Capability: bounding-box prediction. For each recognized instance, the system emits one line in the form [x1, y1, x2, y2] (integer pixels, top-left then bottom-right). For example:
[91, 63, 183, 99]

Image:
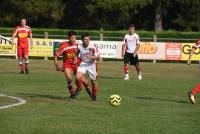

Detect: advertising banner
[29, 38, 54, 57]
[181, 43, 200, 61]
[0, 36, 15, 56]
[165, 43, 182, 60]
[138, 42, 165, 60]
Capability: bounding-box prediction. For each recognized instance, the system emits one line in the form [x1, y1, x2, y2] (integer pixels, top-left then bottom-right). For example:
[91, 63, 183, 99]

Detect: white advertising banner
[92, 41, 123, 58]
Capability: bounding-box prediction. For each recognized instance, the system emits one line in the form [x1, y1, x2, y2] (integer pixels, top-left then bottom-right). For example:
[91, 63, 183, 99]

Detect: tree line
[0, 0, 200, 31]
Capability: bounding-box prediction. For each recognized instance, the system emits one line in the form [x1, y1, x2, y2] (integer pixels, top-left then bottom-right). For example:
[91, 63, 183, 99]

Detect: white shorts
[77, 63, 97, 80]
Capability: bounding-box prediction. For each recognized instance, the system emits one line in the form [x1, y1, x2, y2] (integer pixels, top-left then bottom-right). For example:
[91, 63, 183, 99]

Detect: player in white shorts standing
[75, 33, 100, 101]
[122, 24, 142, 80]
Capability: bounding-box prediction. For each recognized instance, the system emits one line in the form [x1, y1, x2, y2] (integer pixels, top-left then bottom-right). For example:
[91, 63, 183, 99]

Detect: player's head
[81, 32, 90, 46]
[68, 31, 76, 43]
[21, 19, 27, 27]
[128, 24, 135, 35]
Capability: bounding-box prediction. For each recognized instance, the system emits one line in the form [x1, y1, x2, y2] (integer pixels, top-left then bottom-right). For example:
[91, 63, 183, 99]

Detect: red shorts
[63, 63, 78, 75]
[17, 46, 29, 58]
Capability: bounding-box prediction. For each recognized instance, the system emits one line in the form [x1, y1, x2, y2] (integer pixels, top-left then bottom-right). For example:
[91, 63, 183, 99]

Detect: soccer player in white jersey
[122, 24, 142, 80]
[75, 33, 100, 101]
[187, 39, 200, 65]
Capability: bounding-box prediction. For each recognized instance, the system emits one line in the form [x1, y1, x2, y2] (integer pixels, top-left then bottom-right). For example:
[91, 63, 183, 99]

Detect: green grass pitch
[0, 59, 200, 134]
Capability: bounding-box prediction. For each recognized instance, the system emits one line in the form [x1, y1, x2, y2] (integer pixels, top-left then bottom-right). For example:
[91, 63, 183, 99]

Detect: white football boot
[124, 74, 129, 80]
[138, 73, 142, 80]
[188, 91, 196, 104]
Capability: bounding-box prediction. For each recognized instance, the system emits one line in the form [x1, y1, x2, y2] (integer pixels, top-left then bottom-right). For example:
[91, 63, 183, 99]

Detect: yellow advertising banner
[0, 36, 16, 56]
[29, 38, 54, 57]
[181, 43, 200, 61]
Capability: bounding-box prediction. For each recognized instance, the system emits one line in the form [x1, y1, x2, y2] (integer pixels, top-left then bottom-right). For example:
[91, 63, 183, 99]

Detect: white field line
[0, 94, 26, 110]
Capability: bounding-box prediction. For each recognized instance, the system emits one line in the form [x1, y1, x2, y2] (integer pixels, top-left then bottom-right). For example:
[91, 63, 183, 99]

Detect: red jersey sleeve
[54, 43, 65, 57]
[28, 26, 32, 37]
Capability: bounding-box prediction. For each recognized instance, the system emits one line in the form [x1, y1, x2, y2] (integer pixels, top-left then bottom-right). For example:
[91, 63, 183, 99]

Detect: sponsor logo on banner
[53, 40, 119, 58]
[165, 43, 182, 60]
[0, 36, 15, 56]
[182, 43, 200, 61]
[93, 41, 118, 58]
[139, 42, 157, 54]
[138, 42, 165, 60]
[29, 38, 54, 57]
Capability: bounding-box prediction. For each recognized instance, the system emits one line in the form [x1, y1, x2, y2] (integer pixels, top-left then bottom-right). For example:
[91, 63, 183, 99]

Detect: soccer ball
[109, 94, 122, 106]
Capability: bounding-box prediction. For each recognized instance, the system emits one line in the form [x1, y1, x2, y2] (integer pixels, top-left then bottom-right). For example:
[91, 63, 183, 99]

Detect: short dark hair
[68, 31, 76, 37]
[81, 32, 90, 40]
[129, 24, 135, 28]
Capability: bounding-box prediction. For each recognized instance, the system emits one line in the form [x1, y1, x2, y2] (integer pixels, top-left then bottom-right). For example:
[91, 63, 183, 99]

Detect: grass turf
[0, 59, 200, 134]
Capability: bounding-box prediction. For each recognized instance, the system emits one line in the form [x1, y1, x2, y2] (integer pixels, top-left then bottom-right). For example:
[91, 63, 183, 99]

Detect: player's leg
[87, 64, 98, 101]
[91, 80, 98, 101]
[133, 55, 142, 80]
[81, 76, 92, 98]
[74, 65, 92, 98]
[24, 47, 29, 74]
[95, 62, 98, 80]
[17, 47, 24, 74]
[74, 71, 84, 96]
[75, 72, 92, 98]
[188, 83, 200, 104]
[64, 67, 75, 98]
[123, 52, 129, 80]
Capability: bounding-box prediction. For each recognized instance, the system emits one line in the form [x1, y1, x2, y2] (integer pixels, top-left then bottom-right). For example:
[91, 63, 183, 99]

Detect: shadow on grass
[133, 96, 187, 104]
[98, 75, 122, 79]
[17, 93, 67, 100]
[1, 71, 22, 74]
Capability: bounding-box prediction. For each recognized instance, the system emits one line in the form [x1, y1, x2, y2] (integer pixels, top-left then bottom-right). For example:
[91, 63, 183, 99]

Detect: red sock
[67, 80, 74, 96]
[124, 65, 129, 74]
[76, 79, 82, 91]
[192, 83, 200, 96]
[135, 65, 141, 74]
[96, 62, 98, 80]
[82, 81, 91, 93]
[92, 83, 98, 97]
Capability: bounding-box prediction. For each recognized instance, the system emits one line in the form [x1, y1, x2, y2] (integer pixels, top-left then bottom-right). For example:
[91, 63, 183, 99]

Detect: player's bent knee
[76, 72, 83, 80]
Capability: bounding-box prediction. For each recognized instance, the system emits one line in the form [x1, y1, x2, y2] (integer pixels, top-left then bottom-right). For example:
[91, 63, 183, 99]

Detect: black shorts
[124, 52, 139, 66]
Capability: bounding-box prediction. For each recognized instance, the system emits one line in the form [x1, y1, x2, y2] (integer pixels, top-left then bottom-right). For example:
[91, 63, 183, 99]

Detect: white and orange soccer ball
[109, 94, 122, 106]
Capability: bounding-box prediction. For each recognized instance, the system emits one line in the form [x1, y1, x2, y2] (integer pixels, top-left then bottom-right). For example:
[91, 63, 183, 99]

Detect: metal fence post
[44, 32, 48, 60]
[153, 35, 157, 63]
[100, 33, 103, 41]
[99, 31, 103, 61]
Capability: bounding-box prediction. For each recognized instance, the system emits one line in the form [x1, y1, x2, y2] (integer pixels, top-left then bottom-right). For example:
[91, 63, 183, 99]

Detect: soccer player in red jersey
[187, 39, 200, 104]
[54, 31, 78, 98]
[188, 84, 200, 104]
[12, 19, 33, 74]
[122, 24, 142, 80]
[54, 31, 92, 99]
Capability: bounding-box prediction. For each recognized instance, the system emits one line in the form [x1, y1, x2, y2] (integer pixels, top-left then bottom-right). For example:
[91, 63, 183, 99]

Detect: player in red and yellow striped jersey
[54, 31, 92, 99]
[12, 19, 33, 74]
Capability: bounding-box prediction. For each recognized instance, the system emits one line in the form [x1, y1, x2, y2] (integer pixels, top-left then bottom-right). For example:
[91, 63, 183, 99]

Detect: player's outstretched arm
[122, 44, 126, 58]
[90, 55, 100, 61]
[30, 35, 33, 49]
[54, 56, 61, 71]
[187, 47, 195, 65]
[11, 34, 16, 45]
